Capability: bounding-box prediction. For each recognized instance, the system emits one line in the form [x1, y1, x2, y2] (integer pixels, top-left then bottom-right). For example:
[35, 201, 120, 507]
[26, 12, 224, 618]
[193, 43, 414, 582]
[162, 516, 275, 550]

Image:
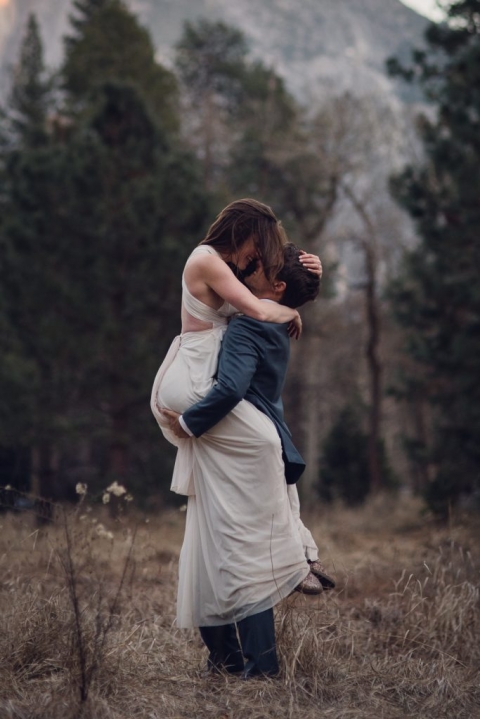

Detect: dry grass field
[0, 492, 478, 719]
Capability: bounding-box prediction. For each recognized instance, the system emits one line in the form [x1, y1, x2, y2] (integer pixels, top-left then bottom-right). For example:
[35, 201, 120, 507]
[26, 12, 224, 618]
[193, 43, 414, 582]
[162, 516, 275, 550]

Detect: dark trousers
[199, 607, 279, 677]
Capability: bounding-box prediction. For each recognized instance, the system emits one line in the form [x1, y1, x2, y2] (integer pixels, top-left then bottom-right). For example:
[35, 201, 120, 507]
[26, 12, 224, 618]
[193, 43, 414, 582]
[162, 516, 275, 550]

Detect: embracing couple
[151, 199, 335, 679]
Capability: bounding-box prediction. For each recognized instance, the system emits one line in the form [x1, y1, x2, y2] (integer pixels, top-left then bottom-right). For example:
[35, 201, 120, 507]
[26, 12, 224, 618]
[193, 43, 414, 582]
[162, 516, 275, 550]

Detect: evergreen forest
[0, 0, 479, 518]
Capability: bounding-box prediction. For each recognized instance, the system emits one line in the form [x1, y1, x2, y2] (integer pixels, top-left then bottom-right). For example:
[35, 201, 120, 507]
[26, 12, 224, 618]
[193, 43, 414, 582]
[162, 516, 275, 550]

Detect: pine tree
[0, 139, 92, 507]
[387, 0, 480, 515]
[0, 81, 207, 501]
[319, 405, 394, 506]
[7, 13, 51, 148]
[319, 405, 371, 506]
[175, 20, 251, 190]
[0, 13, 54, 506]
[74, 82, 206, 489]
[63, 0, 179, 132]
[175, 19, 300, 199]
[176, 20, 248, 110]
[67, 0, 110, 39]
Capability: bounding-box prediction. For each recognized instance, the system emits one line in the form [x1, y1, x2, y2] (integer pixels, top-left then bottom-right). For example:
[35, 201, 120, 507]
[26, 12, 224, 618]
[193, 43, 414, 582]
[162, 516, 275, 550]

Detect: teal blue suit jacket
[182, 314, 306, 483]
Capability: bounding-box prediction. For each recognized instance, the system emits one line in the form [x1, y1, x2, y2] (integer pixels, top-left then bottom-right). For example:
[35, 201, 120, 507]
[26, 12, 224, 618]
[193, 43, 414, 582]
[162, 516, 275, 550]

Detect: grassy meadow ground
[0, 492, 479, 719]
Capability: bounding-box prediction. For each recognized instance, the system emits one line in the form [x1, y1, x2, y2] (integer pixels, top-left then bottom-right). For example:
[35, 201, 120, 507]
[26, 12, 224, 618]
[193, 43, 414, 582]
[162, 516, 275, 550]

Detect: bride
[151, 199, 321, 633]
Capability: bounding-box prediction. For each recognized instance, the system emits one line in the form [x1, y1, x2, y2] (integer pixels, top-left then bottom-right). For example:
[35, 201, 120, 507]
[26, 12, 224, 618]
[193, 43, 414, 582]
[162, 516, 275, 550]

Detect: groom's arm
[181, 316, 265, 438]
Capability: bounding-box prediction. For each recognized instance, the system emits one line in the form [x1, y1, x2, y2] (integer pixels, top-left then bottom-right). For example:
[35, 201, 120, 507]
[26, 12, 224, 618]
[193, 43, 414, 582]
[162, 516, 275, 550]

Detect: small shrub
[319, 405, 394, 505]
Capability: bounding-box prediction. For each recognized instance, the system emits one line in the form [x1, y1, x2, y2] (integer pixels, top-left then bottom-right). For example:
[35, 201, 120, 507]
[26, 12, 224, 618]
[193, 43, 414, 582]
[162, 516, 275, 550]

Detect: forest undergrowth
[0, 492, 478, 719]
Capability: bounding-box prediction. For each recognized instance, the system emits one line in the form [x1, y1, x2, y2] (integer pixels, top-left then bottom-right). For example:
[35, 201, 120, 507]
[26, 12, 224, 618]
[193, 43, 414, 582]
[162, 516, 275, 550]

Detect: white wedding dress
[151, 245, 310, 628]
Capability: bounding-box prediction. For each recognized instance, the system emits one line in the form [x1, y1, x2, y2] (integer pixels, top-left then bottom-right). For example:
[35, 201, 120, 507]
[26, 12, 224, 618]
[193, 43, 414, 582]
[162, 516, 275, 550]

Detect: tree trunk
[365, 243, 383, 493]
[299, 331, 323, 500]
[342, 185, 384, 494]
[284, 300, 326, 503]
[410, 394, 432, 495]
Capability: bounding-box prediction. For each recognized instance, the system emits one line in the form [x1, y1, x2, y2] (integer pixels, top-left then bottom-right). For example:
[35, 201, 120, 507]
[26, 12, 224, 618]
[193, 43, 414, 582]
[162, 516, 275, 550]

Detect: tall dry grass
[0, 492, 478, 719]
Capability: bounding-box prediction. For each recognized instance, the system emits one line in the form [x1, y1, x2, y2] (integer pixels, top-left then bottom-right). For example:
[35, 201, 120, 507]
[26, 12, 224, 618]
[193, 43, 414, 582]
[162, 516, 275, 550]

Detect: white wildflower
[96, 523, 114, 540]
[79, 514, 87, 521]
[76, 483, 87, 496]
[124, 493, 133, 502]
[102, 492, 111, 504]
[106, 481, 127, 497]
[5, 485, 12, 490]
[179, 504, 187, 512]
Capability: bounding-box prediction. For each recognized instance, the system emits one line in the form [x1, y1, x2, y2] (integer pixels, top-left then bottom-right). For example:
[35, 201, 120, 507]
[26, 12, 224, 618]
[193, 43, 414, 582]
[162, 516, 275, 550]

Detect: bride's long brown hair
[200, 198, 286, 281]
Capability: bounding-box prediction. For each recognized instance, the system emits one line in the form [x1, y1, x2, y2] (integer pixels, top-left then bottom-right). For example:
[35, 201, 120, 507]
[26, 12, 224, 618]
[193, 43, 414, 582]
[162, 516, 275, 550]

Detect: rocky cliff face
[0, 0, 427, 103]
[199, 0, 427, 103]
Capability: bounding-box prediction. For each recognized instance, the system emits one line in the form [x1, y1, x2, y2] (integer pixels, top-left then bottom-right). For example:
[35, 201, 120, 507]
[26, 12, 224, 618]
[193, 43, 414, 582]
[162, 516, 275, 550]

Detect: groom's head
[244, 243, 320, 308]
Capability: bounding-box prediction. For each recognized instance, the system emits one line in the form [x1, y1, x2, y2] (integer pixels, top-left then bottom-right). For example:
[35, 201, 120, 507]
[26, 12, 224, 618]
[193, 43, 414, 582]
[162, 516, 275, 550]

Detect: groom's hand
[160, 408, 190, 439]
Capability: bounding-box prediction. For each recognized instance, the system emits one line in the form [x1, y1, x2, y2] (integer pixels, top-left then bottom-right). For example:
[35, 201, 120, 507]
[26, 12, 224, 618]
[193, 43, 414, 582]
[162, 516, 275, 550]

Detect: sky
[399, 0, 446, 20]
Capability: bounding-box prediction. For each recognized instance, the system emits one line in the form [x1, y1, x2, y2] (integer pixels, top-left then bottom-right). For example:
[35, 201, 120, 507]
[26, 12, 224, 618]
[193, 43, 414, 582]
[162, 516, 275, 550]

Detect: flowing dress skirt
[153, 329, 309, 628]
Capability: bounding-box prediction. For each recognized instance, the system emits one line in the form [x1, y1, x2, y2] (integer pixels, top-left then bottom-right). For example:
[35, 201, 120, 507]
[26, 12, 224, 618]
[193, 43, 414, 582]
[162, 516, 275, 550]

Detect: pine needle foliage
[7, 13, 52, 149]
[387, 0, 480, 516]
[63, 0, 179, 132]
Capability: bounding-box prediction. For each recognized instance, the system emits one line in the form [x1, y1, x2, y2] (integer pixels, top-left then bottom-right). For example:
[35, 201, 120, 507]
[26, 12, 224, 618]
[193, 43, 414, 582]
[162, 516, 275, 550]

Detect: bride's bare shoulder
[184, 248, 225, 281]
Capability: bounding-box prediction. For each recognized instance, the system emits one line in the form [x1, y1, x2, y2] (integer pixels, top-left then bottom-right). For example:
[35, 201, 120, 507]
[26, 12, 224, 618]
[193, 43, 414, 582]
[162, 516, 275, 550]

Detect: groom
[165, 243, 318, 479]
[162, 244, 334, 678]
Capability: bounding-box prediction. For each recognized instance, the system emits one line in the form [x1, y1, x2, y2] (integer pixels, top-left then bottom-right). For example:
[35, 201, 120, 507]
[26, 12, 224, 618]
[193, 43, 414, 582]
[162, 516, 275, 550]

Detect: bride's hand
[288, 312, 302, 340]
[159, 408, 190, 439]
[299, 250, 322, 278]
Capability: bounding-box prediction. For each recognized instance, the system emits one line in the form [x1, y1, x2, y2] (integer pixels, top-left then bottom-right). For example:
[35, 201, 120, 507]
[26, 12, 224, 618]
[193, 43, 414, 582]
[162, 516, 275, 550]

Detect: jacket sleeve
[182, 317, 264, 437]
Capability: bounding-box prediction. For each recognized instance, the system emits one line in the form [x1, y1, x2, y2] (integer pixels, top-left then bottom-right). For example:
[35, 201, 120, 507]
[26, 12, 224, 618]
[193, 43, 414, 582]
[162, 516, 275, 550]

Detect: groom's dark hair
[278, 244, 320, 309]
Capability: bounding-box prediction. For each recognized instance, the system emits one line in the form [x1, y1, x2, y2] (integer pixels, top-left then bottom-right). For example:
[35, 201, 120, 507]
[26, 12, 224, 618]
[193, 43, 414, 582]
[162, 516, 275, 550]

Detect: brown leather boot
[294, 571, 323, 595]
[308, 559, 336, 590]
